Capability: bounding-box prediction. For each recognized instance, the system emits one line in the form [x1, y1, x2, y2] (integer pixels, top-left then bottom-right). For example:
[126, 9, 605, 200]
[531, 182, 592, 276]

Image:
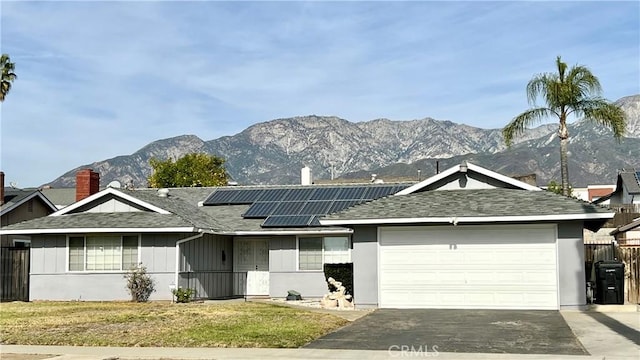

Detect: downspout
[174, 232, 205, 290]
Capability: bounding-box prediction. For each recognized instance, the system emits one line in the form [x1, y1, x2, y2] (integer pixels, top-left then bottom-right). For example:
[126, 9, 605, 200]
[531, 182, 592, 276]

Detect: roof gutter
[0, 227, 199, 235]
[215, 228, 354, 236]
[320, 213, 615, 226]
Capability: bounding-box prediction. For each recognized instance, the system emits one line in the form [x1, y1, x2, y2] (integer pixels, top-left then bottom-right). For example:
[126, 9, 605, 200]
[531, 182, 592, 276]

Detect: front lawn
[0, 301, 349, 348]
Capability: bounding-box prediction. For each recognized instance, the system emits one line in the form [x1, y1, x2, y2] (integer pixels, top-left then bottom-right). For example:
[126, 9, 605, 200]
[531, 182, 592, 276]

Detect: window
[298, 236, 350, 270]
[12, 239, 31, 248]
[68, 235, 139, 271]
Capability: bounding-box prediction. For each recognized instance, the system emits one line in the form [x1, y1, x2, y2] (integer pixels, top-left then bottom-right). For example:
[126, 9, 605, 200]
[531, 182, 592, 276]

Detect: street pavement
[2, 309, 638, 360]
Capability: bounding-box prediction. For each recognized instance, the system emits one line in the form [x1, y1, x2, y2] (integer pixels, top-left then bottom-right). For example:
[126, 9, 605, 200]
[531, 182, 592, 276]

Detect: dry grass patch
[0, 301, 348, 348]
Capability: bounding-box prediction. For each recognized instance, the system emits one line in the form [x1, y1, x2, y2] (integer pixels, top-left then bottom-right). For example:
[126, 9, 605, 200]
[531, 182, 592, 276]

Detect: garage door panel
[383, 269, 556, 285]
[379, 226, 558, 309]
[381, 288, 558, 309]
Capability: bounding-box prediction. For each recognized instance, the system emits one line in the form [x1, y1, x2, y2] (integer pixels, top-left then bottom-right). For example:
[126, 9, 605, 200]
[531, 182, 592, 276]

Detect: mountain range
[47, 95, 640, 188]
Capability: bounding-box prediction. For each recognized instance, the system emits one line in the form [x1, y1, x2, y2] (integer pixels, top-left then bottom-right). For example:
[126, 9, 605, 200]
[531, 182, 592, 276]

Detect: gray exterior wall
[351, 225, 378, 308]
[268, 236, 328, 298]
[179, 234, 235, 299]
[30, 233, 193, 301]
[557, 221, 587, 309]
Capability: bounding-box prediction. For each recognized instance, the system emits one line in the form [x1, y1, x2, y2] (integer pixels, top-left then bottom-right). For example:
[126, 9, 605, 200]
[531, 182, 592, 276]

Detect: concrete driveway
[304, 309, 588, 355]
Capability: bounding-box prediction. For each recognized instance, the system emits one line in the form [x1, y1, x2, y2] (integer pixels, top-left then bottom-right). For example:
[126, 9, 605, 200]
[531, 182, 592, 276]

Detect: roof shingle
[323, 189, 612, 221]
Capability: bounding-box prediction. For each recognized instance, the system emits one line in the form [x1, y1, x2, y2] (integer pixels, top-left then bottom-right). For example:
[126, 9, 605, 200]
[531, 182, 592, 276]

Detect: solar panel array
[636, 171, 640, 186]
[203, 184, 410, 227]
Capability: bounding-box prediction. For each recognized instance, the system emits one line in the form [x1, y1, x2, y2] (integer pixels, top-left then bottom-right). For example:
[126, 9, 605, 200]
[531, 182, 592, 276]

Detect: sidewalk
[2, 310, 638, 360]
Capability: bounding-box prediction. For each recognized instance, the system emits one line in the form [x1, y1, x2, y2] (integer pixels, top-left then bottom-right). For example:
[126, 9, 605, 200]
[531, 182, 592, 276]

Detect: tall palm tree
[503, 56, 626, 196]
[1, 54, 17, 102]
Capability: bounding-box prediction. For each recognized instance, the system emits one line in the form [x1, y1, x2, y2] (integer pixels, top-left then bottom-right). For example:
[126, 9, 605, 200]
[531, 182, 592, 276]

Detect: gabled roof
[1, 189, 57, 217]
[53, 187, 171, 216]
[321, 188, 613, 229]
[396, 162, 541, 195]
[39, 188, 76, 209]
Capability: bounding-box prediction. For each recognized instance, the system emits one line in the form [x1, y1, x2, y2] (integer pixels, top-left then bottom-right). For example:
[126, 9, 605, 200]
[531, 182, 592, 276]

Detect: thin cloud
[0, 1, 638, 187]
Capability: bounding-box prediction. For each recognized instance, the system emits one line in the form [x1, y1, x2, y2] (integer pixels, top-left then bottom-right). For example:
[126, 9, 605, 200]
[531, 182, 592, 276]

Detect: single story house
[0, 162, 613, 310]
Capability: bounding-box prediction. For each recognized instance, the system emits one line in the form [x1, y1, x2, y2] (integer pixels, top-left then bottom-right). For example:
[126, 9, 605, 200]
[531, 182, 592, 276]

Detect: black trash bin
[594, 260, 625, 305]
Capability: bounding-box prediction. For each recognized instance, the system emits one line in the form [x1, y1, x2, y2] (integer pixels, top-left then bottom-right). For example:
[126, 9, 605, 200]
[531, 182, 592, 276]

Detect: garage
[379, 225, 558, 309]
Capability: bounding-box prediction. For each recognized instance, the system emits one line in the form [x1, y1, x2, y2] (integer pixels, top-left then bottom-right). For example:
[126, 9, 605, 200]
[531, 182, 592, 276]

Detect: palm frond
[578, 99, 627, 139]
[502, 107, 555, 146]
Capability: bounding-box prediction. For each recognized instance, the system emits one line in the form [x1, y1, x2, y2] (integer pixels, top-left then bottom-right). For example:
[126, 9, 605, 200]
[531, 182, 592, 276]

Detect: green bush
[124, 265, 155, 302]
[172, 287, 196, 303]
[323, 263, 354, 299]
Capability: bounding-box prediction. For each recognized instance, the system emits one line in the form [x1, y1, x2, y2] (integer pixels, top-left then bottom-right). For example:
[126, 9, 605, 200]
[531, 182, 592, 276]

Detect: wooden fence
[584, 243, 640, 304]
[1, 248, 30, 301]
[618, 247, 640, 304]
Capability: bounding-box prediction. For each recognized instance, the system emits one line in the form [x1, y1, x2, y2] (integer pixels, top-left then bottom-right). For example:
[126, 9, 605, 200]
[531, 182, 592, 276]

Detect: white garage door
[379, 225, 558, 309]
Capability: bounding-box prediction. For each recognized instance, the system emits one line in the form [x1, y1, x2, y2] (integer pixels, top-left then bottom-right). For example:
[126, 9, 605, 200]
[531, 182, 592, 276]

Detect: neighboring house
[611, 217, 640, 246]
[0, 162, 613, 310]
[595, 169, 640, 211]
[1, 172, 58, 248]
[588, 170, 640, 243]
[573, 185, 616, 204]
[39, 188, 77, 210]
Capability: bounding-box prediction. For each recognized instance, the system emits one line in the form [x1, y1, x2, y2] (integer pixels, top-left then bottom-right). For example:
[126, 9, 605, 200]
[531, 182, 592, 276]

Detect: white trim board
[320, 213, 614, 226]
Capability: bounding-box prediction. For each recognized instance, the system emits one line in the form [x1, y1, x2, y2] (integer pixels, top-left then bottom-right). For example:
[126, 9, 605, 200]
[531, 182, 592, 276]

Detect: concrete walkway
[2, 310, 638, 360]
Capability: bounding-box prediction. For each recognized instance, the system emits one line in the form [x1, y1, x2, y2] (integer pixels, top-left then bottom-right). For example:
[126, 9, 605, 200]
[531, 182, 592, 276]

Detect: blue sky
[1, 1, 638, 187]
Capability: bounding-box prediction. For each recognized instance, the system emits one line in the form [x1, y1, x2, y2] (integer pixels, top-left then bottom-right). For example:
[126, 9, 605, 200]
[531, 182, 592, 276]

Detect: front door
[234, 238, 269, 296]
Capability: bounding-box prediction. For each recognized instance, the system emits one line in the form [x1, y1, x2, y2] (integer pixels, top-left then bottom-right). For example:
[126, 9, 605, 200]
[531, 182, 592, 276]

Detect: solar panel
[212, 183, 413, 227]
[337, 187, 367, 200]
[271, 201, 306, 215]
[281, 188, 315, 202]
[362, 185, 396, 200]
[233, 189, 266, 203]
[258, 188, 290, 202]
[309, 187, 341, 200]
[203, 189, 239, 204]
[243, 202, 279, 218]
[299, 200, 334, 215]
[636, 171, 640, 185]
[262, 215, 314, 228]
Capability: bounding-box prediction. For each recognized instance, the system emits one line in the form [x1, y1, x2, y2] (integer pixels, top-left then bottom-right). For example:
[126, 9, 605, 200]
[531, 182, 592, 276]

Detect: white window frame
[296, 235, 351, 271]
[66, 234, 141, 272]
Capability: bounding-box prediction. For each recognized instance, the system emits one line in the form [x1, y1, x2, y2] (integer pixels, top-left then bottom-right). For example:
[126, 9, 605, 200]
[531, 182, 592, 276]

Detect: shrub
[124, 265, 155, 302]
[172, 287, 196, 303]
[323, 263, 354, 299]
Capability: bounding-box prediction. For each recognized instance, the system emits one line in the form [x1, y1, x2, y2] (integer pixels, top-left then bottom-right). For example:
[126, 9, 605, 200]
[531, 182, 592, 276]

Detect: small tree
[547, 180, 572, 196]
[124, 265, 155, 302]
[148, 153, 229, 188]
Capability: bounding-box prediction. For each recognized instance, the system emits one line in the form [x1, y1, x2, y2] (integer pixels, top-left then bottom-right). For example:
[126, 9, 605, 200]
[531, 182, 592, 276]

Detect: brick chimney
[76, 169, 100, 202]
[0, 171, 4, 205]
